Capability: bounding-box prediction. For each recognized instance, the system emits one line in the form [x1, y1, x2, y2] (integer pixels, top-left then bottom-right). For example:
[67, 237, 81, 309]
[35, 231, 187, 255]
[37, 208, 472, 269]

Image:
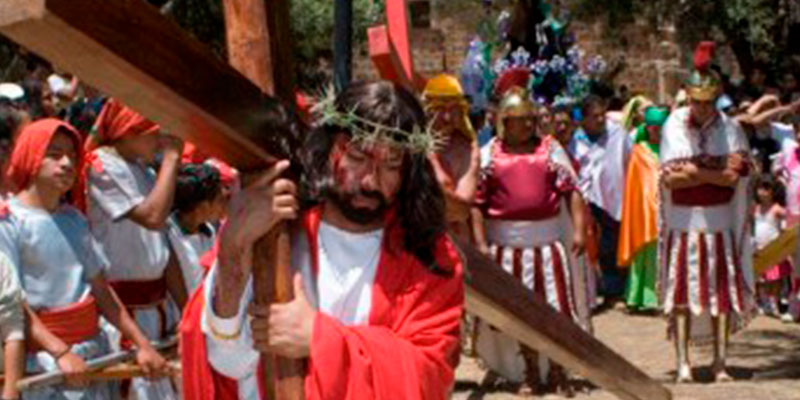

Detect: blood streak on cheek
[330, 144, 349, 186]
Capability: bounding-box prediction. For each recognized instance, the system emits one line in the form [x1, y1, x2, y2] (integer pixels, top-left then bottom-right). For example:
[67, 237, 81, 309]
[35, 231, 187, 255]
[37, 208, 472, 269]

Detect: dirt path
[453, 310, 800, 400]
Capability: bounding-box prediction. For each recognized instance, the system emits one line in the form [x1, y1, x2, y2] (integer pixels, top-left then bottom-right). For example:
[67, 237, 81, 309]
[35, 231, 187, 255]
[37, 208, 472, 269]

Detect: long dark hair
[301, 81, 446, 270]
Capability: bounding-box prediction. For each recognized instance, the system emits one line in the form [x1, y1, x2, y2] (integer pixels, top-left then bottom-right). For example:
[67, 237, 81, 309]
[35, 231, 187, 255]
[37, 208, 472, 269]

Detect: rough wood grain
[456, 238, 672, 400]
[0, 0, 279, 170]
[222, 1, 304, 399]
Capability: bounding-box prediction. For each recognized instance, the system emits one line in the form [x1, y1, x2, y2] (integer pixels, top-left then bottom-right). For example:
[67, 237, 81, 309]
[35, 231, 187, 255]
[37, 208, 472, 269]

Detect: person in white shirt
[2, 118, 166, 399]
[0, 252, 24, 400]
[84, 99, 185, 399]
[568, 95, 632, 300]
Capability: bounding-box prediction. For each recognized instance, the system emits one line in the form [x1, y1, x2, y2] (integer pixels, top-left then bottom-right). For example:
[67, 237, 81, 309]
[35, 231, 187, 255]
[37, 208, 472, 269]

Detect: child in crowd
[84, 99, 184, 399]
[773, 113, 800, 322]
[0, 252, 24, 400]
[0, 119, 166, 399]
[167, 163, 225, 294]
[752, 177, 792, 319]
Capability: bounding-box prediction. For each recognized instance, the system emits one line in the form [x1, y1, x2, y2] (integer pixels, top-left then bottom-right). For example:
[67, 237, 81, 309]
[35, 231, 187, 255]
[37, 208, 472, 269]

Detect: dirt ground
[453, 309, 800, 400]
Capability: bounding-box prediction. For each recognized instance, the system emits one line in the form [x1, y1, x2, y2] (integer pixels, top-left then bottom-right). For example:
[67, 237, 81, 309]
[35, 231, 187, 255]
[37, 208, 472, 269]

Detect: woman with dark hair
[181, 80, 464, 400]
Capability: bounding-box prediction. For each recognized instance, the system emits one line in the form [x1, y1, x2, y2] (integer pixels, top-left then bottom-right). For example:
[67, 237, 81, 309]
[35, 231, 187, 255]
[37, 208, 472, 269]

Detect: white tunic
[568, 120, 631, 221]
[0, 252, 24, 344]
[754, 209, 781, 250]
[770, 122, 797, 153]
[166, 216, 215, 294]
[86, 147, 177, 400]
[0, 198, 115, 399]
[202, 222, 384, 399]
[87, 147, 170, 281]
[659, 107, 755, 332]
[0, 198, 105, 309]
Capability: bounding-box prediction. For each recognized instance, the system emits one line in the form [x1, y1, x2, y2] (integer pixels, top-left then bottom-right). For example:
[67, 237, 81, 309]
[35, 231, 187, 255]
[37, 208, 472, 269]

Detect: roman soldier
[473, 67, 588, 392]
[659, 41, 754, 383]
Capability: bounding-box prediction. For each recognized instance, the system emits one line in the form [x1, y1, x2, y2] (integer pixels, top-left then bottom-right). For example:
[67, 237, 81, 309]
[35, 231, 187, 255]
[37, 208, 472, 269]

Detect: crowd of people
[428, 41, 800, 393]
[0, 39, 798, 400]
[0, 58, 235, 399]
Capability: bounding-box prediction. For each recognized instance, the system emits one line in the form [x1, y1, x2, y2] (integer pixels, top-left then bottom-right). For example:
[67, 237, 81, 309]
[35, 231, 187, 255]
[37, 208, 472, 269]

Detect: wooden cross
[368, 0, 426, 90]
[220, 0, 303, 398]
[0, 1, 670, 399]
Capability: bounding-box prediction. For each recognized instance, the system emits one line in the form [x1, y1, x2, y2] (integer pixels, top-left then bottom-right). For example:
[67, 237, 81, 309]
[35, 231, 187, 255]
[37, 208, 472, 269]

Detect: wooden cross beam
[220, 0, 303, 398]
[0, 0, 304, 398]
[0, 0, 278, 170]
[0, 1, 671, 399]
[457, 240, 670, 400]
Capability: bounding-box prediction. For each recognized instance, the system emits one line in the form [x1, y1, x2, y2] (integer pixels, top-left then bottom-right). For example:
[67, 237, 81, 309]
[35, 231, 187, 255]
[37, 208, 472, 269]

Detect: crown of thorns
[312, 88, 444, 155]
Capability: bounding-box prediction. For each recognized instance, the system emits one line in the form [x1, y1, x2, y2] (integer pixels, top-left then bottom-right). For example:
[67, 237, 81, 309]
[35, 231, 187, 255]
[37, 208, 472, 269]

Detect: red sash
[109, 277, 170, 343]
[30, 296, 100, 351]
[109, 277, 167, 308]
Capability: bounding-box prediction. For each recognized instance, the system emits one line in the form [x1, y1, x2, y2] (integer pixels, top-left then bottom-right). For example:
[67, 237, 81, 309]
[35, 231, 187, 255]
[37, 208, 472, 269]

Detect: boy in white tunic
[167, 163, 224, 294]
[1, 118, 166, 399]
[84, 100, 185, 399]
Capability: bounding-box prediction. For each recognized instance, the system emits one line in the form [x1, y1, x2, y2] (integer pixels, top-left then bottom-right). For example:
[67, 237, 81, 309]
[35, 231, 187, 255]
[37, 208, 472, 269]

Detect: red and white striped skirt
[661, 228, 751, 316]
[486, 218, 578, 322]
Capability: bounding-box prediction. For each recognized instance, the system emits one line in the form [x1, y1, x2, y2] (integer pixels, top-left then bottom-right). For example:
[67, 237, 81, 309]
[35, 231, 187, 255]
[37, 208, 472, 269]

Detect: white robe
[87, 147, 176, 399]
[659, 107, 755, 342]
[202, 222, 383, 399]
[568, 120, 632, 221]
[0, 198, 115, 399]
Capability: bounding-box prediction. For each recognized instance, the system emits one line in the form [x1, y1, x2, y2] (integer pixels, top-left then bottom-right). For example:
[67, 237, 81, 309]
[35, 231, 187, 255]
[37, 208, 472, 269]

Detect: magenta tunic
[476, 138, 574, 221]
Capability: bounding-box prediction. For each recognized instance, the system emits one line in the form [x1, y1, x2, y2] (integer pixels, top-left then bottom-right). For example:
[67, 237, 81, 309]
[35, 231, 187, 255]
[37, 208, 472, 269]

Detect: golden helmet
[496, 87, 537, 138]
[423, 74, 475, 140]
[422, 74, 466, 101]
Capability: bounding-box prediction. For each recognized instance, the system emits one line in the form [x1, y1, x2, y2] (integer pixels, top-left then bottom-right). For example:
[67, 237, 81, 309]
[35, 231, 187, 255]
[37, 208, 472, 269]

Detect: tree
[1, 0, 382, 89]
[570, 0, 800, 76]
[151, 0, 381, 90]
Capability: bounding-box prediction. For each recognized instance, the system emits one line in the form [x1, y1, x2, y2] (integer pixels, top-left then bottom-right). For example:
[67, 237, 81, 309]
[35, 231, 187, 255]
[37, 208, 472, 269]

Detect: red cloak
[180, 207, 465, 399]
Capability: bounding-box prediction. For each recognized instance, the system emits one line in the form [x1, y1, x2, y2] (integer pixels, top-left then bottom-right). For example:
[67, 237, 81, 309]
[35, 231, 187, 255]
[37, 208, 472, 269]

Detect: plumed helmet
[686, 41, 721, 101]
[496, 87, 537, 138]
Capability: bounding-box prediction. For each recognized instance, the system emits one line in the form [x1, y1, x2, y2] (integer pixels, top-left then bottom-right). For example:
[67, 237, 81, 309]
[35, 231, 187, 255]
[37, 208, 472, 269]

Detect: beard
[326, 187, 389, 225]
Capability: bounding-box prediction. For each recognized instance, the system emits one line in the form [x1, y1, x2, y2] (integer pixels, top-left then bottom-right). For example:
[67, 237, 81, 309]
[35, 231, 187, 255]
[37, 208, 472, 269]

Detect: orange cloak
[617, 144, 659, 267]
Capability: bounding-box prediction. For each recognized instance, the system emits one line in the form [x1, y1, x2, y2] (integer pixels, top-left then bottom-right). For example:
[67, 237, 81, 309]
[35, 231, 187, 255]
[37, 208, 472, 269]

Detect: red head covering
[693, 41, 716, 73]
[5, 118, 83, 196]
[206, 158, 238, 188]
[182, 141, 211, 164]
[85, 98, 160, 151]
[77, 99, 159, 211]
[494, 67, 532, 98]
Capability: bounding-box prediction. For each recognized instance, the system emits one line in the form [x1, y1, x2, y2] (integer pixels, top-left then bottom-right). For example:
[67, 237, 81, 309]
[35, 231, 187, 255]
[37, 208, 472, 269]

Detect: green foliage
[160, 0, 382, 90]
[164, 0, 226, 57]
[569, 0, 800, 74]
[289, 0, 382, 88]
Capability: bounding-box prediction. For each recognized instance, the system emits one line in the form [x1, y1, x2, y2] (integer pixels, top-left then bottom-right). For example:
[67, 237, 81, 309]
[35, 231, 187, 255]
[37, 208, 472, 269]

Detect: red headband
[6, 118, 83, 193]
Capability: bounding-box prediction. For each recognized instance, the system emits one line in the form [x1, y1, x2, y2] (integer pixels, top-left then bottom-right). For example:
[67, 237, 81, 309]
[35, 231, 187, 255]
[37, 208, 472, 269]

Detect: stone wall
[353, 1, 743, 106]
